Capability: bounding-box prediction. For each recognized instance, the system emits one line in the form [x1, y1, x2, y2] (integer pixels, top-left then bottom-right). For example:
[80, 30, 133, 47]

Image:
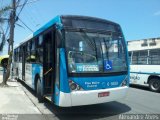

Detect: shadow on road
[44, 101, 131, 120]
[18, 80, 131, 120]
[130, 84, 150, 91]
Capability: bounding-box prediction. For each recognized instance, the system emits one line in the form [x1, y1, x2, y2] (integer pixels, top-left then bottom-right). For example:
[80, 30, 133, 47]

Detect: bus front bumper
[58, 86, 128, 107]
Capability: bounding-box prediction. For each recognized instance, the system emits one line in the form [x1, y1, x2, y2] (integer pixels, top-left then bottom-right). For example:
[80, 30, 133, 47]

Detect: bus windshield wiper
[80, 29, 98, 62]
[103, 38, 109, 61]
[80, 29, 96, 51]
[103, 35, 113, 61]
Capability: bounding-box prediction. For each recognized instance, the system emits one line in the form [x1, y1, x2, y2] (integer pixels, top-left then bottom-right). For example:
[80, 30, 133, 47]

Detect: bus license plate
[98, 92, 110, 97]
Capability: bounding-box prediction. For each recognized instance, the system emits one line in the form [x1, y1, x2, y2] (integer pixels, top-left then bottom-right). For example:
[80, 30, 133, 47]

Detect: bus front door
[43, 31, 55, 96]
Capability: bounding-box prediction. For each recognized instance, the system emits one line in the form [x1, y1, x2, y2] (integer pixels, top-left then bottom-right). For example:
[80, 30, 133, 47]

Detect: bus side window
[36, 36, 43, 63]
[138, 51, 147, 65]
[19, 47, 22, 62]
[17, 48, 20, 62]
[149, 49, 160, 65]
[14, 49, 17, 62]
[26, 42, 31, 63]
[30, 40, 36, 62]
[132, 51, 138, 64]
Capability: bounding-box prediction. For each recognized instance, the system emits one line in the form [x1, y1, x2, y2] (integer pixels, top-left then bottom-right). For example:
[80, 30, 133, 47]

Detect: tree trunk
[1, 53, 12, 86]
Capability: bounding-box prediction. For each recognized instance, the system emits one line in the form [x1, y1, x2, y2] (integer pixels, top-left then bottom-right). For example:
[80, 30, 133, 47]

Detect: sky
[0, 0, 160, 54]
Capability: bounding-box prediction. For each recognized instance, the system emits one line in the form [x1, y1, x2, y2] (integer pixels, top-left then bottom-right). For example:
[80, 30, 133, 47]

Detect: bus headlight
[70, 83, 77, 90]
[69, 80, 83, 91]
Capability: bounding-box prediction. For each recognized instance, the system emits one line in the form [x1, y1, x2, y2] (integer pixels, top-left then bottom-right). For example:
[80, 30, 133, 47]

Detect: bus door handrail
[44, 68, 53, 76]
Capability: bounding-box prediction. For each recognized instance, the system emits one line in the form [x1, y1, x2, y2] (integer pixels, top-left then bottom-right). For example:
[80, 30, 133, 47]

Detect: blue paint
[69, 75, 128, 90]
[104, 60, 112, 71]
[58, 48, 129, 93]
[33, 15, 62, 37]
[131, 72, 160, 75]
[53, 85, 60, 106]
[124, 33, 130, 84]
[32, 64, 43, 90]
[59, 48, 70, 93]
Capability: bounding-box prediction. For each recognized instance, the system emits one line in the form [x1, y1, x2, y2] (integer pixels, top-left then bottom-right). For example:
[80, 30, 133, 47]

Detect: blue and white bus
[13, 15, 129, 107]
[128, 38, 160, 92]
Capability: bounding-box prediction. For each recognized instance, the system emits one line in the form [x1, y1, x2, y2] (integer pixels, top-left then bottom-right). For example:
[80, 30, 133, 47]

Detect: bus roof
[128, 37, 160, 51]
[15, 15, 120, 49]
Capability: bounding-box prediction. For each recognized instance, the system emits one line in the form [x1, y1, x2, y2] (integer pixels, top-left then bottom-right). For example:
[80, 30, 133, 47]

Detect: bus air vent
[141, 39, 148, 47]
[149, 39, 156, 46]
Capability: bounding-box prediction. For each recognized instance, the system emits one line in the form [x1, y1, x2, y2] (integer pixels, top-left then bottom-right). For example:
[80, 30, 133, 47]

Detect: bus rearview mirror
[56, 30, 63, 48]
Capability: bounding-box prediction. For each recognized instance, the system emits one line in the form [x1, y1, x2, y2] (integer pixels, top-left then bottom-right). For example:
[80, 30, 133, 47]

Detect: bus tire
[36, 79, 44, 103]
[149, 78, 160, 92]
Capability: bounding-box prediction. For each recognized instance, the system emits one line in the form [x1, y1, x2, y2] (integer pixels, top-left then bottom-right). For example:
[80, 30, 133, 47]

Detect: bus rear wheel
[36, 79, 44, 103]
[149, 78, 160, 92]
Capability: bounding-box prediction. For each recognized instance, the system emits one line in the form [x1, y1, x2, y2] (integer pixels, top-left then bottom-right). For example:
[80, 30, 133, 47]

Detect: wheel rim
[151, 80, 160, 90]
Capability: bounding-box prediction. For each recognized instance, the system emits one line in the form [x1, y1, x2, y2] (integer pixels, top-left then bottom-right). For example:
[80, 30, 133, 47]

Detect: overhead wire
[16, 0, 34, 32]
[18, 17, 33, 32]
[16, 0, 28, 20]
[4, 22, 10, 39]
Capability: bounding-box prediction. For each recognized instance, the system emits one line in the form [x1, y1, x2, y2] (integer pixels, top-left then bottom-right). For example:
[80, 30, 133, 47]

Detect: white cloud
[154, 11, 160, 16]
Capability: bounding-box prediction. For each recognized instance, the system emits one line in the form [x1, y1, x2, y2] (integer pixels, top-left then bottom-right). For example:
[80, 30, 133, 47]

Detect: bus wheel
[149, 78, 160, 92]
[36, 79, 44, 103]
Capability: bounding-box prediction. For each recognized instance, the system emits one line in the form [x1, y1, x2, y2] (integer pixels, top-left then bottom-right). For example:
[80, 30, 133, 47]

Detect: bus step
[44, 95, 52, 102]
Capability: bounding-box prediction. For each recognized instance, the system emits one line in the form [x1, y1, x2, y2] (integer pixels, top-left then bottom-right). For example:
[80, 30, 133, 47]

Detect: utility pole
[1, 0, 16, 86]
[8, 0, 16, 54]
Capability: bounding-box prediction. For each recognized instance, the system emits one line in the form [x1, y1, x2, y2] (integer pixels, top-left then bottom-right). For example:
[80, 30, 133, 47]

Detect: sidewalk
[0, 74, 41, 114]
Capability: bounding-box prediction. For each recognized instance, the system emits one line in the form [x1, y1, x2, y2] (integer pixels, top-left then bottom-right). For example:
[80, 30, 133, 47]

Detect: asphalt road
[19, 80, 160, 120]
[0, 70, 160, 120]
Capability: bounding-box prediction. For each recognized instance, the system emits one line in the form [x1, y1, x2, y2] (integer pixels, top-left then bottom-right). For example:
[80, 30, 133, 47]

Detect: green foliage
[0, 6, 11, 23]
[0, 5, 11, 52]
[0, 6, 11, 15]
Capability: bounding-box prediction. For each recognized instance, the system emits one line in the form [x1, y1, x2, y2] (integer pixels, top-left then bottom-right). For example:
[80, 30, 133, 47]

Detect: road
[19, 80, 160, 120]
[0, 70, 160, 120]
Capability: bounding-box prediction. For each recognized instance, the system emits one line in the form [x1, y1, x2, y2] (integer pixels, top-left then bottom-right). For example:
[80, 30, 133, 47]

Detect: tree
[0, 30, 5, 51]
[0, 0, 16, 87]
[0, 5, 11, 52]
[0, 0, 36, 87]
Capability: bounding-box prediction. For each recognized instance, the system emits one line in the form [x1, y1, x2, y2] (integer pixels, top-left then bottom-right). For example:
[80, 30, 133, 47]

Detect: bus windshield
[65, 30, 127, 73]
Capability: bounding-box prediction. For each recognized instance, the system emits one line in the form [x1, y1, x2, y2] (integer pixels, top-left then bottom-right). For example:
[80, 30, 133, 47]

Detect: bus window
[30, 40, 36, 62]
[36, 36, 43, 63]
[132, 51, 138, 64]
[132, 51, 148, 65]
[65, 31, 127, 73]
[26, 42, 31, 62]
[138, 51, 148, 65]
[14, 49, 17, 62]
[19, 47, 22, 62]
[149, 49, 160, 65]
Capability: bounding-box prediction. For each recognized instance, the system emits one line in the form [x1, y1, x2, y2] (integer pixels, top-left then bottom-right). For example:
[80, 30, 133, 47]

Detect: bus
[13, 15, 129, 107]
[128, 37, 160, 92]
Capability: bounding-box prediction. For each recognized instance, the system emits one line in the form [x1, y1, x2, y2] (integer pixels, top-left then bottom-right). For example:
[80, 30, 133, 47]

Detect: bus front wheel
[149, 78, 160, 92]
[36, 79, 44, 103]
